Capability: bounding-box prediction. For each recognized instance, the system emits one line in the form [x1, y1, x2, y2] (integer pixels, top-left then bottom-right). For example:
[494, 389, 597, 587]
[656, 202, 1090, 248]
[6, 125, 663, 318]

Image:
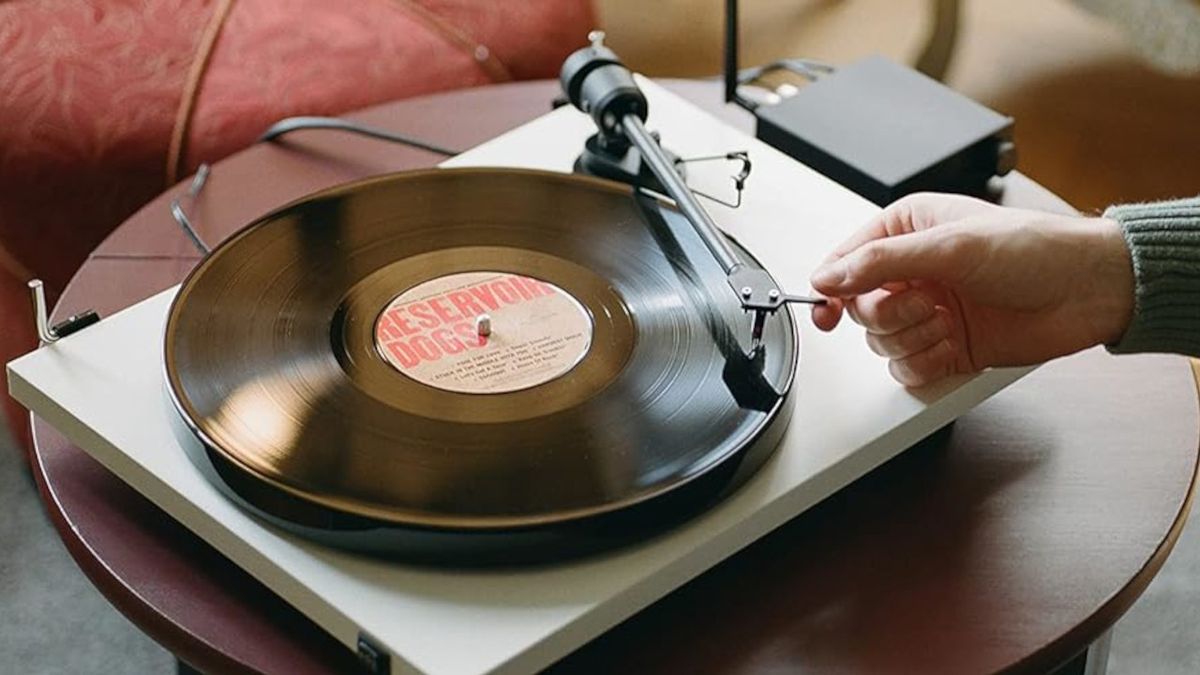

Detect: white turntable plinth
[7, 79, 1029, 675]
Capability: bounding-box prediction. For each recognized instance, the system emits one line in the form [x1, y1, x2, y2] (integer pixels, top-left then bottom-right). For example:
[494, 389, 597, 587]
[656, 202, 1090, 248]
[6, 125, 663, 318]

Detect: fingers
[807, 193, 994, 344]
[888, 338, 957, 387]
[811, 227, 973, 298]
[865, 308, 953, 359]
[847, 289, 934, 335]
[844, 289, 962, 386]
[810, 287, 935, 335]
[808, 285, 963, 386]
[823, 193, 995, 263]
[809, 193, 993, 307]
[810, 297, 844, 332]
[880, 192, 997, 235]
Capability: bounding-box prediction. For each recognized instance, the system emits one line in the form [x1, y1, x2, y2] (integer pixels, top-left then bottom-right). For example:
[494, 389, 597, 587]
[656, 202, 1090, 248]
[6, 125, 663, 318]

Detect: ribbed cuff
[1105, 196, 1200, 356]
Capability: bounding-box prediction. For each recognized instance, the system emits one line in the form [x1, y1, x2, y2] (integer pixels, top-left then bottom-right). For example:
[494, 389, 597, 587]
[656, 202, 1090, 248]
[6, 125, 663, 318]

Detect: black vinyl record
[164, 168, 797, 564]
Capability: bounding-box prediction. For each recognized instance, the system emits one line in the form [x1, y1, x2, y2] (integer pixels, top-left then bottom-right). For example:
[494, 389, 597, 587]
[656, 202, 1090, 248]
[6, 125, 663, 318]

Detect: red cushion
[0, 0, 593, 452]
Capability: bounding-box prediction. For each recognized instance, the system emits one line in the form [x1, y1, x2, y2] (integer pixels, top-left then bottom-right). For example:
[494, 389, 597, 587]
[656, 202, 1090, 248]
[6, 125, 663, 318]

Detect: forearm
[1105, 196, 1200, 357]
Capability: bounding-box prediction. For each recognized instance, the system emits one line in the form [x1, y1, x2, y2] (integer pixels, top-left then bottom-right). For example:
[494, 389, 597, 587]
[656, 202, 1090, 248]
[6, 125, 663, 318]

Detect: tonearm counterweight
[560, 32, 825, 350]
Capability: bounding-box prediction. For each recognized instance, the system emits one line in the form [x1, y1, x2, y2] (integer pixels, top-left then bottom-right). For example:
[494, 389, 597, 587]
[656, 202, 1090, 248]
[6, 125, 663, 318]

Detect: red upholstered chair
[0, 0, 593, 455]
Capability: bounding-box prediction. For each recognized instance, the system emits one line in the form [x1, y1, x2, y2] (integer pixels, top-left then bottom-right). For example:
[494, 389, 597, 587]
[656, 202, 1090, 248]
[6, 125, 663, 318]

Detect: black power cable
[258, 116, 460, 157]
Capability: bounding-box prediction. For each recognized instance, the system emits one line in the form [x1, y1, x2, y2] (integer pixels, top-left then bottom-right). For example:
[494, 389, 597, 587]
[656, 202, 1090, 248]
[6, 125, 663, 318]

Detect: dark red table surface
[30, 80, 1200, 674]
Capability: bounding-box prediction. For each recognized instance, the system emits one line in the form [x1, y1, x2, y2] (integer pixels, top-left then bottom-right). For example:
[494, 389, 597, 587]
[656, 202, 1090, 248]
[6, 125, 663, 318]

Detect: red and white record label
[374, 271, 593, 394]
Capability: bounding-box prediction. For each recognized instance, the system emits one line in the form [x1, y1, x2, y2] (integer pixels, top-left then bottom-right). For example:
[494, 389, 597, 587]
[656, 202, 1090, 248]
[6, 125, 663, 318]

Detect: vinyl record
[164, 168, 798, 563]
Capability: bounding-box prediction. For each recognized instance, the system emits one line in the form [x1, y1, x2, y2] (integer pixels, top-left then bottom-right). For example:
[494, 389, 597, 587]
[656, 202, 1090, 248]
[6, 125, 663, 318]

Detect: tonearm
[559, 32, 825, 349]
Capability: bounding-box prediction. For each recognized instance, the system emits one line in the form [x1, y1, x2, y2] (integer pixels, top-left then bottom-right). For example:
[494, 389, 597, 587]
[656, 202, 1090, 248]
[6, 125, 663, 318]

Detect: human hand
[810, 193, 1135, 386]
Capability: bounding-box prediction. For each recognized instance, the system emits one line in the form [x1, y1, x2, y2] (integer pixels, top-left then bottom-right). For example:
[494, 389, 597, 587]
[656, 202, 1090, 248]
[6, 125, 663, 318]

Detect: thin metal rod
[621, 114, 742, 273]
[28, 280, 56, 343]
[725, 0, 739, 104]
[169, 165, 213, 256]
[675, 151, 751, 208]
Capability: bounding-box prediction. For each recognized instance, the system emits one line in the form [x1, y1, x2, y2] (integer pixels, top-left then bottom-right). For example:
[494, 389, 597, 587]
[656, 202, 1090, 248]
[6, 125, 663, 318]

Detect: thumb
[811, 228, 969, 297]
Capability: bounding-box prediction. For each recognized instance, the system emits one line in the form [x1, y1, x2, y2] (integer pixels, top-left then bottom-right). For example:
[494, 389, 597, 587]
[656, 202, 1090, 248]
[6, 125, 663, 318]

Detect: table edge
[1008, 361, 1200, 672]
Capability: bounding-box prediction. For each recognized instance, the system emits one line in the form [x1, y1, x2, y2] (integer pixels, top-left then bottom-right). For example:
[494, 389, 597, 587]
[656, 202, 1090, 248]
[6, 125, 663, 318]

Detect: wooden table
[30, 81, 1200, 674]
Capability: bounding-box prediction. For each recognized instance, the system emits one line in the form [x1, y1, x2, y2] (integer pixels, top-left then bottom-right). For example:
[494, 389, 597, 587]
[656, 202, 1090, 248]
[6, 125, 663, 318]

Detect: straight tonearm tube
[559, 31, 824, 347]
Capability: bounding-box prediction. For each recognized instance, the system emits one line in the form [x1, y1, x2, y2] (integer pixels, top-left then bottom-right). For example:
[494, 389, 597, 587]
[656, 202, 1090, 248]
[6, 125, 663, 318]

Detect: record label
[374, 271, 593, 394]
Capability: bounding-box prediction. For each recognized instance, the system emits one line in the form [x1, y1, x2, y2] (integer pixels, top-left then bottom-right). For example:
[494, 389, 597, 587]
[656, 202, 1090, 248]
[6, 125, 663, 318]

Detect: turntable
[7, 38, 1032, 675]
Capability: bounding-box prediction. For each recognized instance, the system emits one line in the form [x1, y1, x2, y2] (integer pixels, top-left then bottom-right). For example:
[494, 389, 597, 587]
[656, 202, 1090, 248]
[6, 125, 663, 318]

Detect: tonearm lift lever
[560, 32, 824, 350]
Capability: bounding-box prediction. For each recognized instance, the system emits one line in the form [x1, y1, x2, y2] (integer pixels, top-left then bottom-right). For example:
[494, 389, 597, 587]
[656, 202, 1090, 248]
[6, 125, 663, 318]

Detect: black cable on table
[258, 116, 461, 157]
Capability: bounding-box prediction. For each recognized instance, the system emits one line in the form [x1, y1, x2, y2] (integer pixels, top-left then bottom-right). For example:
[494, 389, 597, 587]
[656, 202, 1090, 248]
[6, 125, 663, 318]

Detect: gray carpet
[0, 422, 173, 675]
[1, 413, 1197, 674]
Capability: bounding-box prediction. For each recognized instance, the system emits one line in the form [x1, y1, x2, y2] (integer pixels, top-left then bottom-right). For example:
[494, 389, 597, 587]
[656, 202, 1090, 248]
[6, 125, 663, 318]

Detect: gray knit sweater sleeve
[1104, 196, 1200, 356]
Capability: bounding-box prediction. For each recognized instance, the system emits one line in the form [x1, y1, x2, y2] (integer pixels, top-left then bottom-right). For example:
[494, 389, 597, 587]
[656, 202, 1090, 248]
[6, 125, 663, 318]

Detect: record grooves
[164, 168, 798, 564]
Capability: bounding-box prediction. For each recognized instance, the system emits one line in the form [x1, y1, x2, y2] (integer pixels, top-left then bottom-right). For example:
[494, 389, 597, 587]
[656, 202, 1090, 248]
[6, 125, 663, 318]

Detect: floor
[0, 425, 173, 674]
[4, 0, 1200, 673]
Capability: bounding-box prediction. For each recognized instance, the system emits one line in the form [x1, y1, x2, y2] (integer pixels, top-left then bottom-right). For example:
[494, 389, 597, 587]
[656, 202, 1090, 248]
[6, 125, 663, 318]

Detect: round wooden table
[31, 81, 1200, 674]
